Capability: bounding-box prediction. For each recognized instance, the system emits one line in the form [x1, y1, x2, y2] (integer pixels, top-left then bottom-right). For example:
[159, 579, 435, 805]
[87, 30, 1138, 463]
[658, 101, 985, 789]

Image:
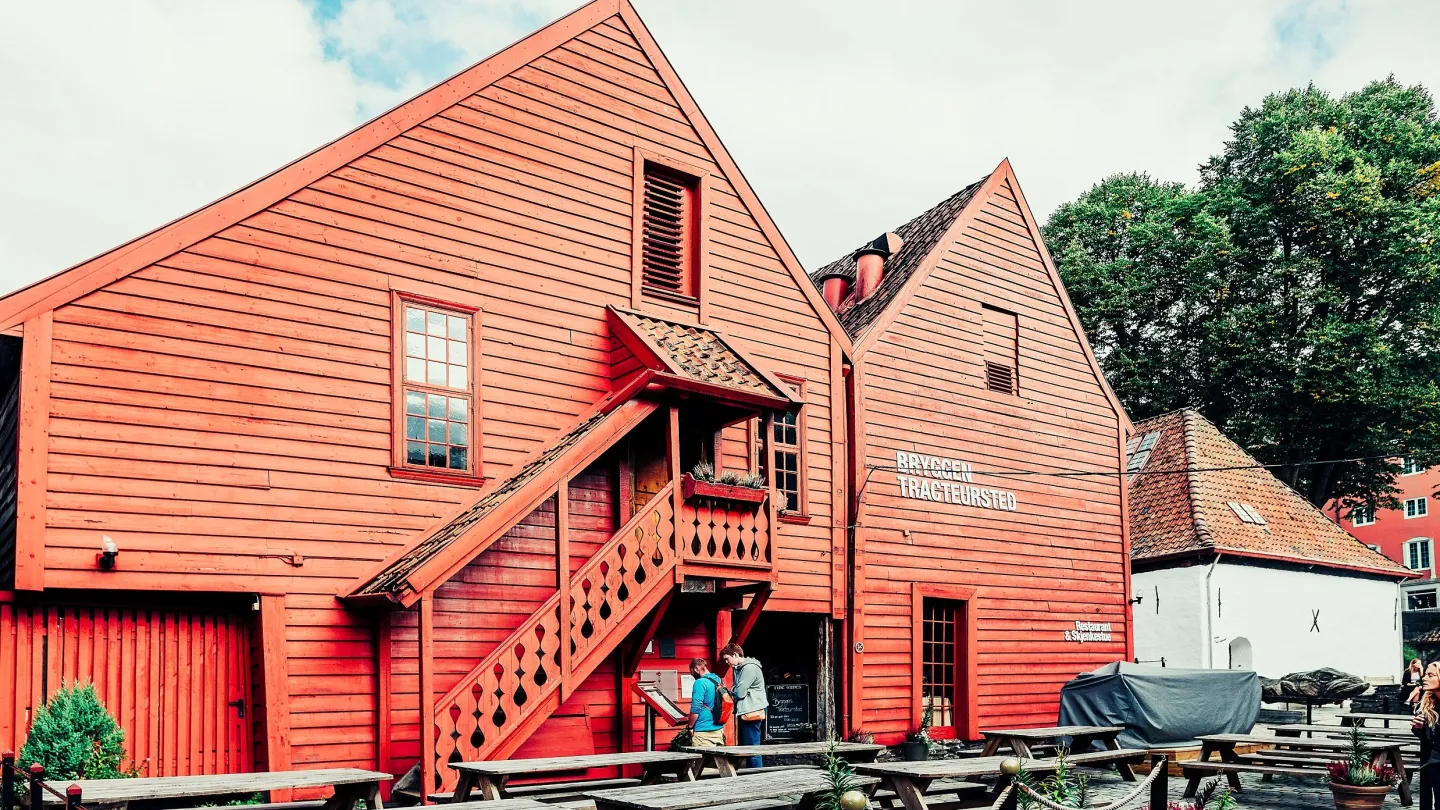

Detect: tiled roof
[809, 178, 986, 337]
[610, 308, 795, 403]
[1128, 409, 1412, 577]
[351, 408, 612, 598]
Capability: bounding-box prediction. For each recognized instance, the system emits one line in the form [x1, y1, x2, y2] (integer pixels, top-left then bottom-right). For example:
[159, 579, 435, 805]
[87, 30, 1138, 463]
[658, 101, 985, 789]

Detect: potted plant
[900, 697, 933, 761]
[1326, 726, 1396, 810]
[682, 463, 768, 506]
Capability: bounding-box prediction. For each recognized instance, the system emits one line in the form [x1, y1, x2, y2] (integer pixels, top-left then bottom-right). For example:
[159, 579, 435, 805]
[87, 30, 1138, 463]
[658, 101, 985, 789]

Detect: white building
[1128, 410, 1411, 681]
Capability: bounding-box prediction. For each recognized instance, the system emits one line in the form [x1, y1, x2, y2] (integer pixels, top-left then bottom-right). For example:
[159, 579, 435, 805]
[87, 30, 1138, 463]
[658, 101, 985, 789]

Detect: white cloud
[1, 0, 1436, 294]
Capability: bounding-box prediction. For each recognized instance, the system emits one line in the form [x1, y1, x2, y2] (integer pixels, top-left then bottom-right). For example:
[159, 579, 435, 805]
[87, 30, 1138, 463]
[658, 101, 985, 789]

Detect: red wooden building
[810, 165, 1133, 741]
[0, 0, 1130, 794]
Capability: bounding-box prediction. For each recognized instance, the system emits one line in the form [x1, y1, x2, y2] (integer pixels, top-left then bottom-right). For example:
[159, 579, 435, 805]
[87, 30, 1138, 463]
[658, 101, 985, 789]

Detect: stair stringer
[428, 480, 679, 791]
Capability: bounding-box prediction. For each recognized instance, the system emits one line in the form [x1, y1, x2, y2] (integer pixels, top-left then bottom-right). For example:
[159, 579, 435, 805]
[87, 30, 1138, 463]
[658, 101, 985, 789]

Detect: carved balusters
[677, 499, 770, 566]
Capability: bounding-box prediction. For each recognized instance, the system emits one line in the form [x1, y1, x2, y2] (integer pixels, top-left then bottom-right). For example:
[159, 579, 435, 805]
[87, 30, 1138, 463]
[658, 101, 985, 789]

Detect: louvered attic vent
[985, 361, 1015, 395]
[641, 164, 698, 301]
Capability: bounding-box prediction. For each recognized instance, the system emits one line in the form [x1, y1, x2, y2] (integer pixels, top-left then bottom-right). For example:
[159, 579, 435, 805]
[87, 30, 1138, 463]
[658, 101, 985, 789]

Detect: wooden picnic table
[979, 726, 1133, 779]
[40, 769, 392, 810]
[1192, 733, 1411, 806]
[453, 752, 701, 801]
[853, 750, 1149, 810]
[1272, 722, 1414, 739]
[680, 742, 882, 778]
[1341, 712, 1416, 728]
[583, 768, 879, 810]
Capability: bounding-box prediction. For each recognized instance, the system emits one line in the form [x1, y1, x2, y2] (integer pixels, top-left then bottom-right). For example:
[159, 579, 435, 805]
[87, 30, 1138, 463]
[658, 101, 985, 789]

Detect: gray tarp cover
[1057, 662, 1260, 749]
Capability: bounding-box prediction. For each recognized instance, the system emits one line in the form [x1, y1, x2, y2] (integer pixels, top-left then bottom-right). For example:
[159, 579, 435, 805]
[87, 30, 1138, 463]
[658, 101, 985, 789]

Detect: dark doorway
[741, 612, 835, 741]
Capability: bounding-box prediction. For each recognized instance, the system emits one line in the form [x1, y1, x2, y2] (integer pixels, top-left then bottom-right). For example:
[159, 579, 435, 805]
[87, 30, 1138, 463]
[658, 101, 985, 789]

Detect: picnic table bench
[40, 769, 392, 810]
[979, 726, 1134, 780]
[680, 742, 882, 778]
[1341, 712, 1416, 728]
[1272, 722, 1415, 739]
[453, 752, 700, 801]
[853, 750, 1149, 810]
[583, 768, 879, 810]
[1188, 734, 1411, 806]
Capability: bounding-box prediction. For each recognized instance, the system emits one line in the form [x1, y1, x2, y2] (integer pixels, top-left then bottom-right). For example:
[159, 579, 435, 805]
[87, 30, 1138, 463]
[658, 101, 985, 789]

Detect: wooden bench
[174, 801, 329, 810]
[1182, 760, 1362, 795]
[508, 779, 645, 799]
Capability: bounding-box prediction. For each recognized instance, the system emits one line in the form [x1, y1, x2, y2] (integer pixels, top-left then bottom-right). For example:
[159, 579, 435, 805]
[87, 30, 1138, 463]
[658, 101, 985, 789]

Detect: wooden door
[0, 601, 253, 776]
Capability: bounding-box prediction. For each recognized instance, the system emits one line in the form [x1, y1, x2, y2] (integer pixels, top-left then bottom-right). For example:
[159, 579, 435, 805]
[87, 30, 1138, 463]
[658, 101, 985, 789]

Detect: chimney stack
[853, 232, 904, 301]
[816, 268, 851, 312]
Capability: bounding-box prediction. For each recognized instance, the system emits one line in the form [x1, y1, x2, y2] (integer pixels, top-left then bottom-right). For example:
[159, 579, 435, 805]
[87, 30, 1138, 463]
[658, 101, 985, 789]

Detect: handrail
[2, 752, 91, 810]
[430, 481, 678, 790]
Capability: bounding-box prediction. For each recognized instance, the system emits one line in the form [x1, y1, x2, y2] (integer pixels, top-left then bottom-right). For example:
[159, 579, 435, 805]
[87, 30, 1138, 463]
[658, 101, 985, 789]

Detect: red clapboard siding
[6, 3, 844, 774]
[0, 601, 252, 776]
[854, 173, 1126, 742]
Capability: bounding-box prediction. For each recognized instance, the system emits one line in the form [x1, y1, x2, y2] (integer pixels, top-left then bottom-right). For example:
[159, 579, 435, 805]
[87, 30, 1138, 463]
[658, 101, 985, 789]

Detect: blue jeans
[738, 717, 764, 768]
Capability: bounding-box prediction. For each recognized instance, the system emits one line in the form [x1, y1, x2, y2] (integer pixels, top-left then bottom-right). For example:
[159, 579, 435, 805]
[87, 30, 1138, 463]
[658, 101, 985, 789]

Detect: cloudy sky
[1, 0, 1435, 294]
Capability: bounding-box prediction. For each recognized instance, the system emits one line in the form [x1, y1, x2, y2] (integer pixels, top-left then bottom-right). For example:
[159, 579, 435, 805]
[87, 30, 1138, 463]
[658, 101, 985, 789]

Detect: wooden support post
[731, 583, 770, 647]
[713, 609, 735, 744]
[617, 652, 638, 754]
[1149, 755, 1168, 810]
[419, 594, 436, 804]
[258, 595, 292, 801]
[376, 611, 392, 801]
[14, 312, 51, 592]
[557, 476, 572, 698]
[714, 610, 733, 672]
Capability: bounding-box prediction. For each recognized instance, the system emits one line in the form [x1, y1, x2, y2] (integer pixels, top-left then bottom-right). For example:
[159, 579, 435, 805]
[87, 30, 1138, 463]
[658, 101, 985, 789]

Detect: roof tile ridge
[1181, 409, 1218, 551]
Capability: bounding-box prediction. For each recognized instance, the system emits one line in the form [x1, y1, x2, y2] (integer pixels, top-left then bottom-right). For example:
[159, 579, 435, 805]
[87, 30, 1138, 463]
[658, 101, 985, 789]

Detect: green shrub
[19, 682, 134, 780]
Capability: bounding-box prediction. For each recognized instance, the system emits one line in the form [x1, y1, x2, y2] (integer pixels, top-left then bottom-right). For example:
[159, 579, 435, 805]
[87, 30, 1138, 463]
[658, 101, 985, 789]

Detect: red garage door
[0, 601, 253, 776]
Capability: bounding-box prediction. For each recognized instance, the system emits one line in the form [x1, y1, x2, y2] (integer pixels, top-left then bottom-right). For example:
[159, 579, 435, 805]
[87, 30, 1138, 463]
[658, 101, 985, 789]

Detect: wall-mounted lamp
[1129, 595, 1144, 605]
[98, 535, 119, 571]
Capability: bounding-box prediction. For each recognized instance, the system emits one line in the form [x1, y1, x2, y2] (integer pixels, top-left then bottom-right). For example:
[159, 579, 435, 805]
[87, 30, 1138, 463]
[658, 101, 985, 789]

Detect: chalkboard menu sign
[765, 683, 812, 739]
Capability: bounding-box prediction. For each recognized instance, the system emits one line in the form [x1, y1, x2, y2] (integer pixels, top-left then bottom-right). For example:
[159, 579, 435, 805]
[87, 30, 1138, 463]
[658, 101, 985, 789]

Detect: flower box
[681, 474, 768, 506]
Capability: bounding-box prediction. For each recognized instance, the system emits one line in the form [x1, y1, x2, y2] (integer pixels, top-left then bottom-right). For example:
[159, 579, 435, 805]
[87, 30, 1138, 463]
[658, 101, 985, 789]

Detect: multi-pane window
[921, 600, 958, 730]
[1406, 497, 1429, 519]
[1409, 589, 1438, 611]
[1125, 432, 1160, 480]
[1408, 539, 1433, 573]
[771, 411, 800, 512]
[400, 302, 474, 474]
[1227, 501, 1266, 525]
[1404, 458, 1427, 476]
[1351, 505, 1376, 527]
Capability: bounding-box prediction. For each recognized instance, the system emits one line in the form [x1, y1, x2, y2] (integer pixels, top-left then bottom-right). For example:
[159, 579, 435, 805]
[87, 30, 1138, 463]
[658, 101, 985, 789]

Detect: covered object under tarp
[1057, 662, 1261, 749]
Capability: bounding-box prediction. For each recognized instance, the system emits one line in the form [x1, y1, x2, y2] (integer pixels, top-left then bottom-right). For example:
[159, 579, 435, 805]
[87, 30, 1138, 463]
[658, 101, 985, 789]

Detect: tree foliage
[19, 682, 134, 780]
[1046, 77, 1440, 508]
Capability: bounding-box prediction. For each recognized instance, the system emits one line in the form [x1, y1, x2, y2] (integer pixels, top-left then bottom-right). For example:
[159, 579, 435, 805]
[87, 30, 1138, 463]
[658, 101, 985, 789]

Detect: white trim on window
[1351, 504, 1376, 527]
[1404, 458, 1426, 476]
[1406, 497, 1429, 519]
[1407, 538, 1434, 575]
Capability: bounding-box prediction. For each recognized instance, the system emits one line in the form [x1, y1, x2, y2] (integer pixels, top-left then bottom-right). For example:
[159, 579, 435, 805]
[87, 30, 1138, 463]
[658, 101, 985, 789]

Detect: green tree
[1047, 77, 1440, 509]
[1044, 173, 1233, 417]
[19, 682, 133, 780]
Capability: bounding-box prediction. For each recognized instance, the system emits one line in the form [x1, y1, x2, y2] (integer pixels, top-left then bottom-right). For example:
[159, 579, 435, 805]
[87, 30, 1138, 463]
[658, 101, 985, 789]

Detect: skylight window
[1126, 432, 1160, 479]
[1227, 501, 1266, 525]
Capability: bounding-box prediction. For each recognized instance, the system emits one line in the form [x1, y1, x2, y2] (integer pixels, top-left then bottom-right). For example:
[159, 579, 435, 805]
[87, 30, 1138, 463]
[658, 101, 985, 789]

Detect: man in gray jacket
[721, 642, 767, 768]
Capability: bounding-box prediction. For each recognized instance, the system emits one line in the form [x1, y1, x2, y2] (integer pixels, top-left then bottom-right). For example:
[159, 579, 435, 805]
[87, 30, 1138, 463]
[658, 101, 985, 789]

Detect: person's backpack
[707, 674, 734, 724]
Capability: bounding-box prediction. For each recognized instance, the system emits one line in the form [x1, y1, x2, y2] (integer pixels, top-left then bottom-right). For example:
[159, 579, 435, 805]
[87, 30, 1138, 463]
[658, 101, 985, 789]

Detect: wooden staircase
[425, 480, 680, 793]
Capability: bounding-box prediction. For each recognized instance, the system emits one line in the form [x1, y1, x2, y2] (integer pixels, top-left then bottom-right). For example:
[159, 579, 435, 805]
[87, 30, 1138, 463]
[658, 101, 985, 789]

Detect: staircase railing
[430, 481, 678, 790]
[677, 497, 771, 568]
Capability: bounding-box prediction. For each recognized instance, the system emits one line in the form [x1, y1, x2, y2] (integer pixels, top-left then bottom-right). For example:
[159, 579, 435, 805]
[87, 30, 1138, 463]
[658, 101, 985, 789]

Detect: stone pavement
[1081, 767, 1409, 809]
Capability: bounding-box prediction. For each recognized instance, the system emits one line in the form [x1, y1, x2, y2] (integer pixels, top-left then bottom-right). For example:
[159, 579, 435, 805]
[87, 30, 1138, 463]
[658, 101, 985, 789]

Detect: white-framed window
[1407, 538, 1433, 573]
[1406, 497, 1429, 519]
[1409, 590, 1438, 611]
[1404, 458, 1427, 476]
[1351, 505, 1376, 527]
